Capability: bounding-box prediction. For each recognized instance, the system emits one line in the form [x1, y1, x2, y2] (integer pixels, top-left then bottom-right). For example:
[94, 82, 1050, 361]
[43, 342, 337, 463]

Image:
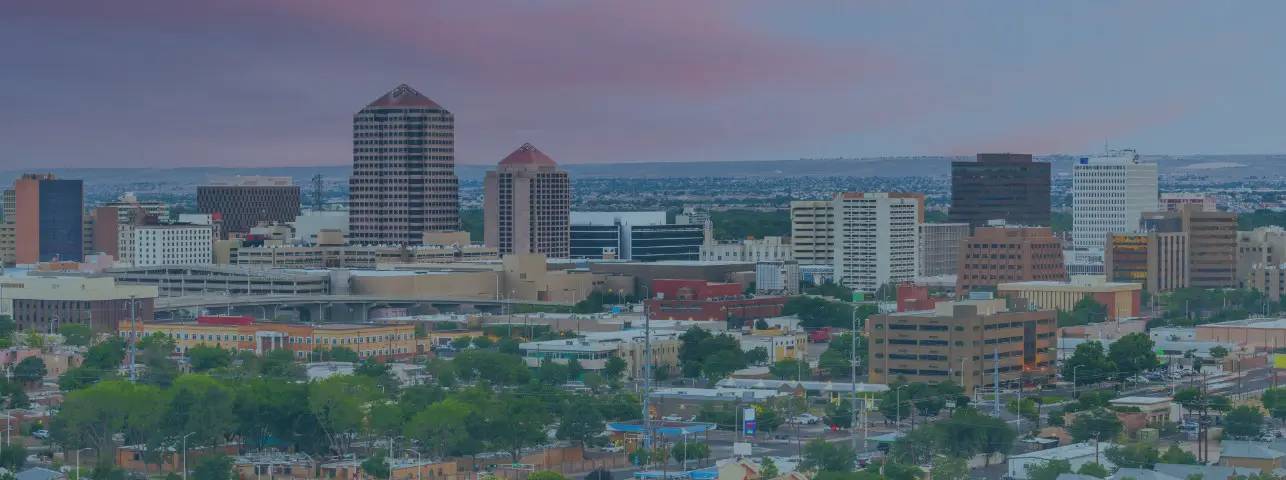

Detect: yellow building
[120, 316, 418, 360]
[997, 275, 1142, 320]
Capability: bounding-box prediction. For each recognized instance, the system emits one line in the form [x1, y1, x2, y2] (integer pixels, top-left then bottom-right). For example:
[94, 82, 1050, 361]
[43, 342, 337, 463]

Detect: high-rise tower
[949, 153, 1051, 229]
[349, 84, 459, 245]
[483, 144, 571, 258]
[1071, 150, 1158, 252]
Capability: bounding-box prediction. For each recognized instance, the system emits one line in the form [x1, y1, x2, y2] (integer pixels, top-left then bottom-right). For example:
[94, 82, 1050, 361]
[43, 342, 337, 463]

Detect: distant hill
[4, 154, 1282, 186]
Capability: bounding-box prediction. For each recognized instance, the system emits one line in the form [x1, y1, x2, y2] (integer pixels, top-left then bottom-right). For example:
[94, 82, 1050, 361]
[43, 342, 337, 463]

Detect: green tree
[557, 397, 606, 447]
[186, 345, 232, 372]
[701, 349, 746, 380]
[192, 454, 233, 480]
[1160, 445, 1199, 465]
[0, 315, 15, 339]
[1069, 409, 1124, 443]
[59, 323, 94, 346]
[1209, 345, 1229, 360]
[360, 449, 391, 480]
[566, 358, 585, 380]
[1077, 462, 1110, 478]
[760, 458, 779, 479]
[1063, 341, 1115, 387]
[497, 337, 522, 355]
[585, 469, 612, 480]
[824, 401, 853, 429]
[1224, 405, 1265, 438]
[669, 442, 710, 463]
[1057, 296, 1109, 328]
[309, 375, 379, 454]
[537, 359, 570, 386]
[405, 399, 471, 459]
[1107, 333, 1159, 381]
[1006, 397, 1040, 422]
[451, 336, 473, 350]
[929, 456, 970, 480]
[472, 336, 494, 349]
[12, 356, 47, 384]
[1262, 388, 1286, 420]
[326, 346, 360, 363]
[527, 471, 570, 480]
[354, 361, 400, 395]
[161, 375, 235, 452]
[0, 444, 27, 471]
[583, 372, 605, 392]
[82, 341, 125, 371]
[745, 347, 770, 366]
[490, 395, 554, 461]
[603, 356, 627, 380]
[137, 332, 177, 354]
[49, 380, 165, 461]
[769, 359, 806, 380]
[1025, 459, 1072, 480]
[800, 438, 855, 472]
[1105, 443, 1160, 469]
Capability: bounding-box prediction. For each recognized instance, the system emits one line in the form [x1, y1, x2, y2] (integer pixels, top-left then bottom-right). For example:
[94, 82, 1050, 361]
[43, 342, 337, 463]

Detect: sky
[3, 1, 1286, 168]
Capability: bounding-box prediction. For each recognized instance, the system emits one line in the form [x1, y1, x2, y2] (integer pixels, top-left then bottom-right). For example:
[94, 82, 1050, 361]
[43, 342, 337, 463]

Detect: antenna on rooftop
[310, 174, 325, 211]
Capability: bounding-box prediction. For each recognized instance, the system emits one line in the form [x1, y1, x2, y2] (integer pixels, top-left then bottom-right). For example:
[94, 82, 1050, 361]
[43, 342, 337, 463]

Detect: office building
[998, 276, 1142, 320]
[700, 236, 793, 262]
[790, 200, 835, 266]
[867, 297, 1056, 391]
[294, 211, 349, 244]
[833, 192, 923, 292]
[133, 224, 215, 266]
[949, 153, 1051, 228]
[675, 207, 713, 245]
[227, 231, 497, 269]
[1245, 265, 1286, 303]
[349, 84, 459, 245]
[0, 223, 13, 267]
[1, 275, 157, 333]
[920, 223, 969, 277]
[1105, 211, 1188, 293]
[122, 316, 417, 360]
[519, 330, 682, 380]
[755, 260, 801, 295]
[101, 192, 169, 222]
[1116, 206, 1237, 289]
[14, 173, 84, 263]
[1161, 193, 1216, 213]
[569, 211, 702, 261]
[957, 224, 1066, 297]
[1071, 150, 1159, 252]
[483, 143, 570, 258]
[0, 188, 14, 223]
[197, 176, 301, 237]
[1238, 227, 1286, 282]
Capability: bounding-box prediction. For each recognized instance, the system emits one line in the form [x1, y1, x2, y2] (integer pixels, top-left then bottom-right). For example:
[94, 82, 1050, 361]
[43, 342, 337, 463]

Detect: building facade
[700, 236, 793, 263]
[1245, 265, 1286, 302]
[1, 276, 157, 333]
[920, 222, 969, 277]
[1238, 227, 1286, 283]
[1117, 206, 1238, 289]
[483, 143, 571, 258]
[755, 260, 801, 296]
[101, 193, 169, 221]
[519, 330, 682, 380]
[867, 298, 1057, 391]
[14, 174, 84, 264]
[133, 225, 215, 266]
[1161, 193, 1216, 213]
[949, 153, 1051, 228]
[1105, 227, 1189, 294]
[645, 279, 785, 323]
[122, 316, 417, 360]
[956, 224, 1066, 297]
[833, 193, 923, 292]
[1, 188, 13, 224]
[349, 84, 460, 245]
[196, 177, 301, 237]
[568, 212, 702, 261]
[1071, 150, 1159, 252]
[997, 276, 1142, 319]
[790, 200, 835, 265]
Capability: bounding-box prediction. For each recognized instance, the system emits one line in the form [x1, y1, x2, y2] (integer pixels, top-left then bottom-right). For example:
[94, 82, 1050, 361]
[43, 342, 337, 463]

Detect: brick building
[484, 143, 571, 258]
[957, 223, 1066, 297]
[645, 279, 784, 323]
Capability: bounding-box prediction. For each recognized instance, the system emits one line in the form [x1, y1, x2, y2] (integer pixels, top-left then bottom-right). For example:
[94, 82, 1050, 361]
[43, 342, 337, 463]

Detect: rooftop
[1011, 442, 1118, 461]
[1153, 464, 1260, 480]
[363, 84, 443, 110]
[1109, 396, 1171, 405]
[499, 143, 557, 166]
[1221, 441, 1286, 459]
[1206, 317, 1286, 329]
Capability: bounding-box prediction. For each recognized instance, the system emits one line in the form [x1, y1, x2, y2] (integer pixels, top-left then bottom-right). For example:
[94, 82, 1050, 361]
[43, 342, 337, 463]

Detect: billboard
[743, 407, 756, 437]
[1274, 354, 1286, 369]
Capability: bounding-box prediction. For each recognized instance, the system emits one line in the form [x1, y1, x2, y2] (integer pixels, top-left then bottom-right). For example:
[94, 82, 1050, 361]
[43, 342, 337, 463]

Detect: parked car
[1146, 373, 1163, 381]
[662, 415, 684, 422]
[601, 445, 623, 453]
[32, 430, 48, 439]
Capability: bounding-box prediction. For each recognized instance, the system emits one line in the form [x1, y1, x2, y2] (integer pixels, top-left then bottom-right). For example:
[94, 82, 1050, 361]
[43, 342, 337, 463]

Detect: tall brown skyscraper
[349, 84, 459, 245]
[949, 153, 1051, 229]
[483, 144, 570, 258]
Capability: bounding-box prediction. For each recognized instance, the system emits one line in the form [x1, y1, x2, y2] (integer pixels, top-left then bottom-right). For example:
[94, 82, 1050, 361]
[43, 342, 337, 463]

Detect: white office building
[133, 225, 214, 266]
[833, 192, 922, 292]
[1071, 150, 1159, 252]
[755, 260, 800, 295]
[700, 236, 793, 262]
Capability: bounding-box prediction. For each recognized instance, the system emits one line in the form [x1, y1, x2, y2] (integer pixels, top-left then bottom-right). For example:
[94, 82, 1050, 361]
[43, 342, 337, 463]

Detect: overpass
[154, 294, 573, 323]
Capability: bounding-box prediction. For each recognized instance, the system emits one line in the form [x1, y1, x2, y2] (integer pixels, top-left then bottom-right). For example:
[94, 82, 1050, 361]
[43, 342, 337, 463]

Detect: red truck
[809, 328, 834, 343]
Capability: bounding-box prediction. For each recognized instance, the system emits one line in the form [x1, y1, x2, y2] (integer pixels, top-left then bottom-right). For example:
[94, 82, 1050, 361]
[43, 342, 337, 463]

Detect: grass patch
[1040, 396, 1065, 404]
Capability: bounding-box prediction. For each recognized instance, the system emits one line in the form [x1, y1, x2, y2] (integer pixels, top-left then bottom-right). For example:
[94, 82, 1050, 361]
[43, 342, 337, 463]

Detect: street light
[895, 385, 910, 432]
[405, 449, 422, 480]
[181, 432, 196, 480]
[75, 447, 92, 479]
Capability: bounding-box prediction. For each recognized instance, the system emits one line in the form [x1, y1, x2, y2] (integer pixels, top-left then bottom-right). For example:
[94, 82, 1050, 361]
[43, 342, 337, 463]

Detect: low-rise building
[1108, 396, 1173, 424]
[1, 275, 157, 333]
[121, 315, 418, 361]
[232, 452, 317, 480]
[997, 275, 1141, 319]
[645, 279, 785, 323]
[1007, 443, 1117, 480]
[1198, 318, 1286, 350]
[701, 236, 793, 263]
[740, 331, 806, 363]
[755, 260, 800, 296]
[519, 330, 681, 380]
[1219, 441, 1286, 471]
[868, 297, 1057, 391]
[321, 458, 456, 480]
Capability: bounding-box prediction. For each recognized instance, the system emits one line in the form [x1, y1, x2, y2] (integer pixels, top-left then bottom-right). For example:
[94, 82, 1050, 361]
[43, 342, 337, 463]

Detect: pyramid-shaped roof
[499, 143, 557, 166]
[364, 84, 443, 109]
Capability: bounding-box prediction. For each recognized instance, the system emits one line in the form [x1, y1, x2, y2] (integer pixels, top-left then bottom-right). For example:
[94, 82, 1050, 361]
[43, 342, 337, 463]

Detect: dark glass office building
[14, 174, 84, 263]
[569, 212, 703, 261]
[949, 153, 1051, 229]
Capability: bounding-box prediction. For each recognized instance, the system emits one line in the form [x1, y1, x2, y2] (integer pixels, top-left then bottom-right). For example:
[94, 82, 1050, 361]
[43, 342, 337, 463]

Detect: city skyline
[5, 1, 1286, 169]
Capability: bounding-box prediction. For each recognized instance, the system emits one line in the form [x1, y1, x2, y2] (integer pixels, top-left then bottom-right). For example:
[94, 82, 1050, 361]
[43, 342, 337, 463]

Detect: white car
[601, 445, 624, 453]
[662, 415, 684, 422]
[32, 430, 48, 439]
[798, 414, 821, 424]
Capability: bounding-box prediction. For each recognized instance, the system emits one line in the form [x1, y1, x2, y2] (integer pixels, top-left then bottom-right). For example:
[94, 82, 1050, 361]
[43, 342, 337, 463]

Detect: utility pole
[642, 293, 653, 451]
[128, 294, 138, 383]
[1198, 372, 1209, 463]
[850, 307, 859, 453]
